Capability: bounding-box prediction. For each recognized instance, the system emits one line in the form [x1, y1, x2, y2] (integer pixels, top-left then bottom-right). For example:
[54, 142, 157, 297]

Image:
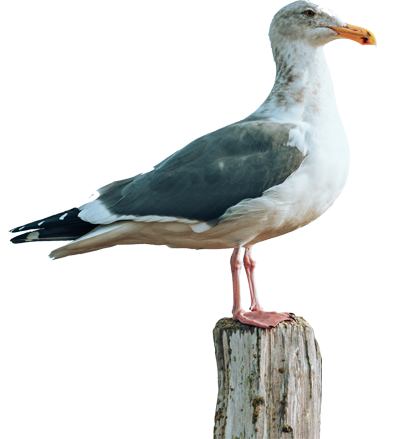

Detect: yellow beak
[329, 23, 377, 46]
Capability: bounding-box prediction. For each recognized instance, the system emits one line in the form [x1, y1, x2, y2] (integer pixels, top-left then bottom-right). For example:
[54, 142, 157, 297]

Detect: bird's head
[269, 1, 376, 49]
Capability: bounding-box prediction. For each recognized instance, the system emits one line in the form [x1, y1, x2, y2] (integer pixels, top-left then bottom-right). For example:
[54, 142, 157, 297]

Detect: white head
[269, 1, 376, 49]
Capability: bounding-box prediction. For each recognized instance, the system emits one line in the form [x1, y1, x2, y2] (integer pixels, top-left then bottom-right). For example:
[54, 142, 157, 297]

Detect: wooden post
[213, 317, 322, 439]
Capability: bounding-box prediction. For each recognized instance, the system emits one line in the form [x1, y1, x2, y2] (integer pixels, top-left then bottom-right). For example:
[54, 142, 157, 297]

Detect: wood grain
[213, 317, 322, 439]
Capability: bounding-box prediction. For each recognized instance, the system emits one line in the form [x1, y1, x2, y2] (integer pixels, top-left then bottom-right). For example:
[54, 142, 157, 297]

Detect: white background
[0, 0, 400, 439]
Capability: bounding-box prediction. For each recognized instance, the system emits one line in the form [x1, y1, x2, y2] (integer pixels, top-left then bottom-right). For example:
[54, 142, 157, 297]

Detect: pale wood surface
[213, 317, 322, 439]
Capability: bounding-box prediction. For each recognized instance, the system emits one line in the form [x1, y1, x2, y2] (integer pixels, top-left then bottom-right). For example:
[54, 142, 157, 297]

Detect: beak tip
[331, 23, 376, 47]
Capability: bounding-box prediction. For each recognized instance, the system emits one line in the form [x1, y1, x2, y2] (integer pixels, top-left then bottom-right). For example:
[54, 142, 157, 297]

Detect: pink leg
[243, 247, 263, 312]
[230, 246, 295, 329]
[230, 246, 243, 317]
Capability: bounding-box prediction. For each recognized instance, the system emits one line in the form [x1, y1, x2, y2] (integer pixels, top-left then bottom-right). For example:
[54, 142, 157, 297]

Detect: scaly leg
[230, 246, 243, 317]
[243, 247, 263, 312]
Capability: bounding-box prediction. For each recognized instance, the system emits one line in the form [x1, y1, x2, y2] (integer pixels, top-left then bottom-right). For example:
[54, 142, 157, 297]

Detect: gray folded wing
[79, 119, 306, 225]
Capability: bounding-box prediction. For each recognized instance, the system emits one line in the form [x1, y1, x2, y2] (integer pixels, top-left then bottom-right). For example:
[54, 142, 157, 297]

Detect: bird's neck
[252, 44, 339, 124]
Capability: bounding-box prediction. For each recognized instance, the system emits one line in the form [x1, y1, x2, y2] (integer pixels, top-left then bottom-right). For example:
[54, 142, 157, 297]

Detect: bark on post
[213, 317, 322, 439]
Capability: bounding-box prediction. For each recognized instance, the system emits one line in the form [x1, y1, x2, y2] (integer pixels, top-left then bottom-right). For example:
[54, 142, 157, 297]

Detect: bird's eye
[304, 9, 316, 17]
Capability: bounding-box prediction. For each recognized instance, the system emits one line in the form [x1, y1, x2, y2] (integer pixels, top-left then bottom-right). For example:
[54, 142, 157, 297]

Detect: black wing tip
[9, 208, 82, 234]
[9, 207, 98, 245]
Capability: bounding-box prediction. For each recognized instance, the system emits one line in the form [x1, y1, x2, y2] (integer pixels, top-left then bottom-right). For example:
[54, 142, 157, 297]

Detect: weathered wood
[213, 317, 322, 439]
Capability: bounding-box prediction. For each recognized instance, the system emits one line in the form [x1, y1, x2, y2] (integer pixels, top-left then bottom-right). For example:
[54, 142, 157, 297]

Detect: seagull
[9, 1, 376, 329]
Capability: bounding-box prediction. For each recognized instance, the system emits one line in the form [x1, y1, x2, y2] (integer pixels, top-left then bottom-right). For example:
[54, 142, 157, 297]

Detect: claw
[289, 316, 297, 322]
[269, 325, 275, 328]
[289, 313, 296, 316]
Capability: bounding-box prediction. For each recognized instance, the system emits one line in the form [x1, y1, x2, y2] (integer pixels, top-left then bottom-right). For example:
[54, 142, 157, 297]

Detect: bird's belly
[266, 155, 347, 236]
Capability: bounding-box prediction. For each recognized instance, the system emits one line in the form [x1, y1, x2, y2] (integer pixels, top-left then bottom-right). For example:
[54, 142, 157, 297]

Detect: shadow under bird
[9, 1, 376, 329]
